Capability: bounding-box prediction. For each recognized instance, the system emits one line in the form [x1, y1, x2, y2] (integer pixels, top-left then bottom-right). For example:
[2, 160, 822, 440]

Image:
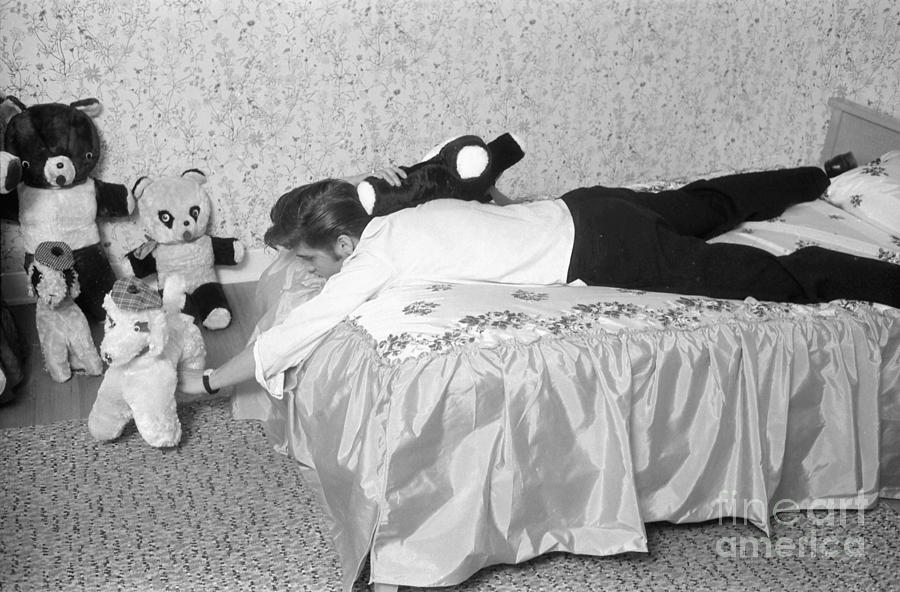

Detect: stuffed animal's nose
[55, 160, 66, 185]
[44, 156, 75, 187]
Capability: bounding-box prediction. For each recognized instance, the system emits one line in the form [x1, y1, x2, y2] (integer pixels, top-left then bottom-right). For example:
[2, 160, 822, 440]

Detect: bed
[231, 97, 900, 592]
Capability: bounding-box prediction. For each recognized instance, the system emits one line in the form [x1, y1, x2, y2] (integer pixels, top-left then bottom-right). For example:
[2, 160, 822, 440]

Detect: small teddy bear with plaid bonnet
[27, 241, 103, 382]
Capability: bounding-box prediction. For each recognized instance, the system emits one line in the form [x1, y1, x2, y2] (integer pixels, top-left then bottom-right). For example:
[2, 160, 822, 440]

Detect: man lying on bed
[179, 165, 900, 398]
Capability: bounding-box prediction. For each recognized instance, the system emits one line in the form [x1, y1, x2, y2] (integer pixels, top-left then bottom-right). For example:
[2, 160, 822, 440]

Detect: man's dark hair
[264, 179, 371, 250]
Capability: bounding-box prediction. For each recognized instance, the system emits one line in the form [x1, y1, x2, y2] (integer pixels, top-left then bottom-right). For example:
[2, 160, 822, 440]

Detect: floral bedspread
[347, 281, 877, 364]
[711, 196, 900, 264]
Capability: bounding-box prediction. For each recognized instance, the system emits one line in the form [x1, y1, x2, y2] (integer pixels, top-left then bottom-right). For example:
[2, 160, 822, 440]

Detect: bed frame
[363, 97, 900, 592]
[821, 97, 900, 164]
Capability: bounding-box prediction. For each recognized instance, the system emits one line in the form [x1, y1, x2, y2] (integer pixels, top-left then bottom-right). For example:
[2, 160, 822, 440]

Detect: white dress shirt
[254, 198, 575, 396]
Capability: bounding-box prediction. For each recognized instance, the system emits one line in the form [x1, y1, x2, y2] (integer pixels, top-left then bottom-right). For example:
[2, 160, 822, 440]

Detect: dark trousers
[561, 167, 900, 307]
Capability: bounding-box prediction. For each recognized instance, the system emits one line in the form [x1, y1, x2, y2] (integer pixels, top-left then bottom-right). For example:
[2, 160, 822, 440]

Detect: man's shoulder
[381, 198, 481, 220]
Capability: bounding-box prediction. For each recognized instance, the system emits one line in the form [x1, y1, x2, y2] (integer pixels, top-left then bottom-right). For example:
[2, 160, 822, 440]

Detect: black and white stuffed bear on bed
[356, 133, 525, 216]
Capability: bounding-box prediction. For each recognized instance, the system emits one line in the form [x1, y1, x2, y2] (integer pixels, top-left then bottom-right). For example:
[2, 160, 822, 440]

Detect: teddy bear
[0, 96, 134, 321]
[88, 275, 206, 448]
[27, 241, 104, 382]
[126, 169, 245, 330]
[356, 133, 525, 216]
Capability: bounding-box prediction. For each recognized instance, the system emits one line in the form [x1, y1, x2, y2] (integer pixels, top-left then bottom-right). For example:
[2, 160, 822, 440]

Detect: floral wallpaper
[1, 0, 899, 275]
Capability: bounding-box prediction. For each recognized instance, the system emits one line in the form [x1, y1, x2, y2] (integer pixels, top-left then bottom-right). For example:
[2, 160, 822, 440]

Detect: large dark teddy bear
[0, 96, 133, 320]
[356, 133, 525, 216]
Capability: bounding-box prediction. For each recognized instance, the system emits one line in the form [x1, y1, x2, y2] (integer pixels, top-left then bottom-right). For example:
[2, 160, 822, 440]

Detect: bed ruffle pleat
[233, 304, 900, 590]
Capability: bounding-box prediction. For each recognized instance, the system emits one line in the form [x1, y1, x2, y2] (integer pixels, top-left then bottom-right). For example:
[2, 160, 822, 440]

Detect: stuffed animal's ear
[102, 293, 117, 318]
[26, 262, 39, 298]
[132, 176, 152, 200]
[71, 98, 102, 119]
[68, 269, 81, 300]
[182, 169, 207, 185]
[147, 310, 168, 357]
[0, 96, 24, 129]
[1, 152, 22, 194]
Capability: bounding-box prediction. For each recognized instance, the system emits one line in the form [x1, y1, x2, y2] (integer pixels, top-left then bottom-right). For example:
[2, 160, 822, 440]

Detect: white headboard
[821, 97, 900, 165]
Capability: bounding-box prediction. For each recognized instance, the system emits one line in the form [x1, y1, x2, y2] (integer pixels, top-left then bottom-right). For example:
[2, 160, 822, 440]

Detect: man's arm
[179, 249, 394, 397]
[179, 343, 255, 396]
[488, 186, 515, 205]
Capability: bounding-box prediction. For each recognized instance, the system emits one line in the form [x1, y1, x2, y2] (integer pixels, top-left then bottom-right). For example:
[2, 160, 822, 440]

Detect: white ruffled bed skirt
[233, 272, 900, 589]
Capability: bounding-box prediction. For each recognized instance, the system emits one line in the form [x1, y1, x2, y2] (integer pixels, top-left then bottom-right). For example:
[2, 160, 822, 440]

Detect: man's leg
[563, 194, 808, 301]
[633, 167, 830, 239]
[593, 229, 899, 307]
[563, 194, 900, 307]
[563, 167, 828, 239]
[779, 247, 900, 307]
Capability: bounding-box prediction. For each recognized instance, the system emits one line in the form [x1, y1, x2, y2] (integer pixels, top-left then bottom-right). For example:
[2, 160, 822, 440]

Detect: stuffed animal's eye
[106, 318, 116, 329]
[85, 152, 94, 161]
[158, 210, 174, 228]
[133, 321, 150, 333]
[189, 206, 200, 221]
[21, 160, 30, 169]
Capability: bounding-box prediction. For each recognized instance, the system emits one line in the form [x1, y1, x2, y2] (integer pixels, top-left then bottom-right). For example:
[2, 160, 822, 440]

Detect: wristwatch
[202, 369, 220, 395]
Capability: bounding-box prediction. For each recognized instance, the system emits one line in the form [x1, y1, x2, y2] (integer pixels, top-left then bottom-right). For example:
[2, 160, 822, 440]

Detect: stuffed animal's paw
[233, 240, 246, 264]
[455, 144, 489, 179]
[74, 353, 104, 377]
[88, 391, 132, 443]
[46, 362, 73, 383]
[357, 181, 377, 215]
[203, 307, 232, 330]
[134, 416, 182, 448]
[88, 417, 128, 443]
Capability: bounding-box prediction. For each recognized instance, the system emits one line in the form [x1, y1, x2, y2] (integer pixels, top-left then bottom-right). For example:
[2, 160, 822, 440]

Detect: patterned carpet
[1, 398, 898, 591]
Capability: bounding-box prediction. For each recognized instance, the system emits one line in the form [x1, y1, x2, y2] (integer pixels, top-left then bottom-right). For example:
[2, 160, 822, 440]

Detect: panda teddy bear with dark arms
[0, 96, 134, 320]
[126, 169, 244, 330]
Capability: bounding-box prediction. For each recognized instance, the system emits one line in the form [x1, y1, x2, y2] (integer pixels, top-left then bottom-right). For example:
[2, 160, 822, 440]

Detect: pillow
[825, 150, 900, 234]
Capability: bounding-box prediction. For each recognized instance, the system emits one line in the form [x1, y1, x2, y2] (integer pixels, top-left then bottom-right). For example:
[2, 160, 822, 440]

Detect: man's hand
[488, 185, 514, 205]
[370, 165, 407, 186]
[178, 368, 207, 396]
[344, 165, 407, 187]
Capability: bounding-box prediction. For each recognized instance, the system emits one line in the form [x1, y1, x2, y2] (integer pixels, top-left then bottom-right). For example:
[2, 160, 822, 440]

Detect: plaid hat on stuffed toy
[109, 277, 163, 312]
[34, 241, 76, 271]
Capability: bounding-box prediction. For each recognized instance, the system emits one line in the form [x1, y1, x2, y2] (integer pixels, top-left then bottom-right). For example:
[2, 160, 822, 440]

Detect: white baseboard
[1, 247, 275, 306]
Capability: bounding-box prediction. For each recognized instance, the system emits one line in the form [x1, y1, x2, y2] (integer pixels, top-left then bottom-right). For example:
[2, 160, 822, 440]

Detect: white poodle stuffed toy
[88, 275, 206, 448]
[27, 241, 103, 382]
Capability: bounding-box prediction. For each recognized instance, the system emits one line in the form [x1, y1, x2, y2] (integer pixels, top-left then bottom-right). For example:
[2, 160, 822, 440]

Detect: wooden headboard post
[821, 97, 900, 165]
